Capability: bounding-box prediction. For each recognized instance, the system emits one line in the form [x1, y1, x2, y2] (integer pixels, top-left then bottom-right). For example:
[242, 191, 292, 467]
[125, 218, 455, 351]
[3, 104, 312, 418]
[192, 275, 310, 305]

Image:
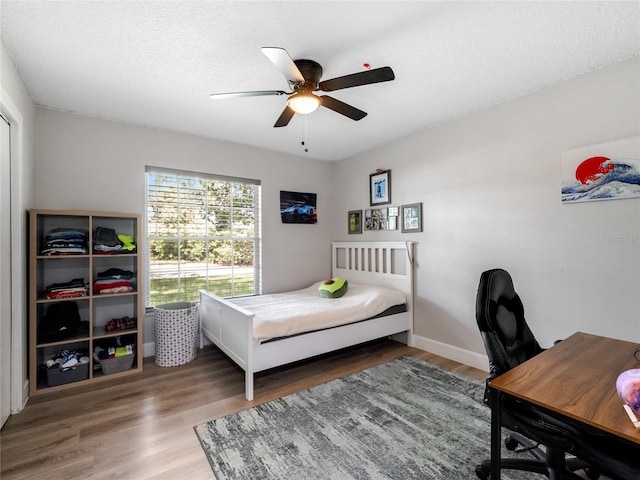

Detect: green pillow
[319, 278, 348, 298]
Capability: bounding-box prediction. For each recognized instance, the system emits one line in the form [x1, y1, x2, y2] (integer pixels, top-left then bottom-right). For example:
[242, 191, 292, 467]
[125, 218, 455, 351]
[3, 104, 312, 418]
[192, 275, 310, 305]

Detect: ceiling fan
[210, 47, 395, 127]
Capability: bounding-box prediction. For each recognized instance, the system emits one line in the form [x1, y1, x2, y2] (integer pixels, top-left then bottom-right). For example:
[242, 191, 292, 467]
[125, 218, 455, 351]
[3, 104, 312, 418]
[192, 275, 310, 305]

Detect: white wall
[332, 56, 640, 369]
[35, 109, 334, 347]
[29, 55, 640, 377]
[1, 40, 37, 411]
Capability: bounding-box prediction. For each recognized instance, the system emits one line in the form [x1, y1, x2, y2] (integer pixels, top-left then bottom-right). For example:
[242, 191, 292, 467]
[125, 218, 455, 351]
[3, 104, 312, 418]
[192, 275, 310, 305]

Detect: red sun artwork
[575, 156, 614, 184]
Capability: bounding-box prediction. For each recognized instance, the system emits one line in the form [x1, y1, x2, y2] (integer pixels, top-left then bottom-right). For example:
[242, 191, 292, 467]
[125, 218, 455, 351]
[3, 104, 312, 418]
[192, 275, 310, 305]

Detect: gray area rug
[195, 356, 530, 479]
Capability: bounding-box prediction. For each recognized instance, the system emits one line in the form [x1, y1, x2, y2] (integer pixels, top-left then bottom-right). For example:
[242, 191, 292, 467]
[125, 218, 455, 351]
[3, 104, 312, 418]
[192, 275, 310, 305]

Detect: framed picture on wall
[348, 210, 362, 234]
[370, 170, 391, 206]
[387, 206, 398, 230]
[371, 209, 381, 230]
[561, 135, 640, 203]
[364, 209, 373, 231]
[280, 191, 317, 224]
[379, 208, 388, 230]
[401, 203, 422, 233]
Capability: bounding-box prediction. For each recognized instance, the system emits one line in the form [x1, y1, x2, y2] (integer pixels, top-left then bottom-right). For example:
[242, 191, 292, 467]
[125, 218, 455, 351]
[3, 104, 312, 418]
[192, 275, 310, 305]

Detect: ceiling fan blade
[210, 90, 287, 100]
[319, 66, 395, 92]
[274, 106, 296, 127]
[261, 47, 305, 84]
[319, 96, 367, 121]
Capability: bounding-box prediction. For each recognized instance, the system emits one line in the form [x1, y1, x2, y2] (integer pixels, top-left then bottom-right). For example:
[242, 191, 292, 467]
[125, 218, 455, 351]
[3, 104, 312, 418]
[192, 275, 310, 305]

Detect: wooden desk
[488, 332, 640, 479]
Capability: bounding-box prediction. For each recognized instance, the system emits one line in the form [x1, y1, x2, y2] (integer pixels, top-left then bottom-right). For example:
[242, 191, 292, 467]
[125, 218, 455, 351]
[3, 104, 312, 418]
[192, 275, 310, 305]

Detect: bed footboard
[198, 289, 256, 400]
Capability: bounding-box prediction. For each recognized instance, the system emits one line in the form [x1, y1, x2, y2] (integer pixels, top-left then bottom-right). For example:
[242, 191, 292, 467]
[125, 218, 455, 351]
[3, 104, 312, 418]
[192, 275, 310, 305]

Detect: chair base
[474, 458, 595, 480]
[505, 432, 546, 461]
[475, 458, 549, 479]
[475, 434, 598, 480]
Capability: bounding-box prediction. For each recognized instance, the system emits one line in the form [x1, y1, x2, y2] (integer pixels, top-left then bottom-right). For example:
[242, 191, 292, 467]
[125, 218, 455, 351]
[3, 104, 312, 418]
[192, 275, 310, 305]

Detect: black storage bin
[46, 362, 89, 387]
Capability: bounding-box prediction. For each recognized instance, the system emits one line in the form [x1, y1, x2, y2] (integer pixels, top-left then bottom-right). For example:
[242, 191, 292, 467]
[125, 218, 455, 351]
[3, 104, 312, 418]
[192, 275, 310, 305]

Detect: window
[145, 167, 261, 307]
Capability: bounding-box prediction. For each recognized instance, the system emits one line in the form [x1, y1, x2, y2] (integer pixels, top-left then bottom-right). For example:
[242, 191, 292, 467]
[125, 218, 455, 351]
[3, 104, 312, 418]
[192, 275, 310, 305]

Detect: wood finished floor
[0, 340, 487, 480]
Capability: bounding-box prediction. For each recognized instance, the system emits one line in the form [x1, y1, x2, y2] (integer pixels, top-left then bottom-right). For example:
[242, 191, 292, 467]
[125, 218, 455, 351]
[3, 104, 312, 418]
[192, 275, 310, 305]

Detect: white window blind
[145, 167, 261, 307]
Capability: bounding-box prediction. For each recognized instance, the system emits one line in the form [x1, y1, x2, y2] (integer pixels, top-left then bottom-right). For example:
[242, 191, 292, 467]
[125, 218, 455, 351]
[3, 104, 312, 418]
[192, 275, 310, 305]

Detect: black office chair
[474, 268, 594, 480]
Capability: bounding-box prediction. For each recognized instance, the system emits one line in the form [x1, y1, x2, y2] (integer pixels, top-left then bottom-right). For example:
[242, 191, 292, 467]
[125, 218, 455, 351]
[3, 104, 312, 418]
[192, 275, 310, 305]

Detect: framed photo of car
[348, 210, 362, 234]
[370, 170, 391, 206]
[280, 191, 317, 224]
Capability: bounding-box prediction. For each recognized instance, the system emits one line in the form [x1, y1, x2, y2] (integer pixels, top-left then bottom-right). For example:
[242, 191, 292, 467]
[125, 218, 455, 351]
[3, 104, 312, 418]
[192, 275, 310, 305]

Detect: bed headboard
[331, 241, 414, 309]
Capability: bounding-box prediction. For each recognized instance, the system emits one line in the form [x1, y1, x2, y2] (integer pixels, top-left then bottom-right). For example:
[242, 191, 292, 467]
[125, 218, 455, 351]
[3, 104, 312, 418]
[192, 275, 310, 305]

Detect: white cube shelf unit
[29, 209, 143, 395]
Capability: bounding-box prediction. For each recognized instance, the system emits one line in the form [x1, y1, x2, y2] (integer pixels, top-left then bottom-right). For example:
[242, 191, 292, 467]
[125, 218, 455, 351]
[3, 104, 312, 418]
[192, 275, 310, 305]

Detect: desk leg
[489, 386, 501, 480]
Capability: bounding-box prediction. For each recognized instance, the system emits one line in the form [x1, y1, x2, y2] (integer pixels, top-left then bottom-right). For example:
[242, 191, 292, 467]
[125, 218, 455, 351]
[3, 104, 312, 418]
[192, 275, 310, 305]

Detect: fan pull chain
[301, 116, 309, 153]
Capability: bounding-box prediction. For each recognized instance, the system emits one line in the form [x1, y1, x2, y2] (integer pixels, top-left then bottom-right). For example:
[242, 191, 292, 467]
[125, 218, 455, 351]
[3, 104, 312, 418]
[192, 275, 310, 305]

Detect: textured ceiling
[2, 1, 639, 161]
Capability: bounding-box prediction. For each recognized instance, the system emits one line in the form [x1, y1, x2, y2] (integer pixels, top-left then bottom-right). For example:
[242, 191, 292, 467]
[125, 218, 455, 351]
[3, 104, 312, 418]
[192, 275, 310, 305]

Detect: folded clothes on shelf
[93, 227, 136, 254]
[43, 278, 88, 299]
[97, 268, 134, 279]
[93, 268, 136, 294]
[41, 227, 89, 255]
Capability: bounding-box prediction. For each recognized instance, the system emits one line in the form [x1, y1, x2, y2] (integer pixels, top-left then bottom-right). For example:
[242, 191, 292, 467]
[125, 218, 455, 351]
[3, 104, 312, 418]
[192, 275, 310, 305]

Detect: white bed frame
[199, 241, 414, 400]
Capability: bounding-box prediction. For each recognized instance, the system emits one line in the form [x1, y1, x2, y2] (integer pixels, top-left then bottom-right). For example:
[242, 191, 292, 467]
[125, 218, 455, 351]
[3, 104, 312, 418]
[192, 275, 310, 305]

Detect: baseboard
[413, 334, 489, 372]
[143, 336, 212, 358]
[143, 342, 155, 358]
[12, 378, 29, 414]
[143, 335, 488, 373]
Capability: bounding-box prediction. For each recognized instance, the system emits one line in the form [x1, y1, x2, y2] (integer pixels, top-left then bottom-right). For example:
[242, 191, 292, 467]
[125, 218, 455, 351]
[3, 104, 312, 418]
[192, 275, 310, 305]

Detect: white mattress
[230, 282, 407, 345]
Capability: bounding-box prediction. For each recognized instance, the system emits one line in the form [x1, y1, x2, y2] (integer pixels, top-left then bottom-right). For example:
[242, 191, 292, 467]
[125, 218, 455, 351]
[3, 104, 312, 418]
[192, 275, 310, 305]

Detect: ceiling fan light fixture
[287, 93, 320, 114]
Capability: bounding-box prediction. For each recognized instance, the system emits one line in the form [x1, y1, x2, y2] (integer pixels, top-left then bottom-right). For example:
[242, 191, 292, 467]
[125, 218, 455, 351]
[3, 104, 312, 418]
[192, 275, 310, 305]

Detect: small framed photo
[348, 210, 362, 234]
[379, 208, 388, 230]
[364, 209, 373, 231]
[387, 206, 398, 230]
[401, 203, 422, 233]
[370, 170, 391, 206]
[371, 209, 381, 230]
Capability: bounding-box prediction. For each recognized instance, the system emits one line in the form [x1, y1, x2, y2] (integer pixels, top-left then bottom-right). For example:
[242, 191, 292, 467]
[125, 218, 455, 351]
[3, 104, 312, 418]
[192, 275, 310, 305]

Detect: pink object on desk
[617, 369, 640, 416]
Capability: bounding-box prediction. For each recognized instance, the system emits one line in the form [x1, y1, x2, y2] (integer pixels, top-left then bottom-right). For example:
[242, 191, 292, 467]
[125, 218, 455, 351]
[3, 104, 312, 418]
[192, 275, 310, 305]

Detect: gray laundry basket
[154, 301, 199, 367]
